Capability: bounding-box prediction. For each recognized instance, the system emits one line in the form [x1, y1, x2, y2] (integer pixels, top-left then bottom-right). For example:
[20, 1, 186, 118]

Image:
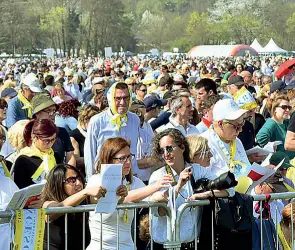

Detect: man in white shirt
[201, 99, 251, 180]
[156, 95, 200, 136]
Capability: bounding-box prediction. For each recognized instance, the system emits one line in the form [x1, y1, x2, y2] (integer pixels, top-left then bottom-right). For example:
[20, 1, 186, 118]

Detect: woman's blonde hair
[8, 119, 30, 151]
[186, 135, 209, 161]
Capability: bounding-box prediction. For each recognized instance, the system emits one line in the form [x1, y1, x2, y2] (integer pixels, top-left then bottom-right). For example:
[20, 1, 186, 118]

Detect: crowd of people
[1, 55, 295, 249]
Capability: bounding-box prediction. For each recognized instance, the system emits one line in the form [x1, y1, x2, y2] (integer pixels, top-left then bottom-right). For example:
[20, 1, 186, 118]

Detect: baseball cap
[265, 172, 288, 193]
[23, 73, 43, 93]
[269, 151, 292, 170]
[130, 100, 146, 111]
[32, 93, 57, 115]
[213, 99, 248, 121]
[1, 88, 17, 98]
[227, 75, 245, 86]
[143, 96, 167, 112]
[270, 80, 286, 93]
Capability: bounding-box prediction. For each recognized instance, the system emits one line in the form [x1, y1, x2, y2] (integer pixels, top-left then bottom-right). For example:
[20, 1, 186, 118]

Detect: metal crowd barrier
[2, 193, 295, 250]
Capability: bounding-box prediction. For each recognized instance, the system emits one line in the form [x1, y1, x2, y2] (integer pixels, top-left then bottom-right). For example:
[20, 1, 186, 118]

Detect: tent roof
[187, 45, 257, 58]
[250, 38, 263, 53]
[261, 38, 287, 53]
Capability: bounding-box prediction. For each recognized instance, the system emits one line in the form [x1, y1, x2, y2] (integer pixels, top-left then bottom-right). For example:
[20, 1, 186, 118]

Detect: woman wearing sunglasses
[42, 163, 107, 250]
[86, 137, 172, 250]
[149, 128, 229, 249]
[257, 95, 295, 159]
[13, 119, 61, 189]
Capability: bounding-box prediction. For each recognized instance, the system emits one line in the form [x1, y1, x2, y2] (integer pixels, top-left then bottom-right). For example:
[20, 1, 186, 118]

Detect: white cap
[92, 77, 105, 85]
[23, 73, 43, 93]
[213, 99, 248, 121]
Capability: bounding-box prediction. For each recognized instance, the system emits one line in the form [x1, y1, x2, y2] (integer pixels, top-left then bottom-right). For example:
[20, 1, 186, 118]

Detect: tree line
[1, 0, 295, 57]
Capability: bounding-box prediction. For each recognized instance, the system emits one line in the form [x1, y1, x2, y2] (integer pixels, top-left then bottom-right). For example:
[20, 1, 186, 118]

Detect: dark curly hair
[58, 99, 79, 117]
[152, 128, 190, 163]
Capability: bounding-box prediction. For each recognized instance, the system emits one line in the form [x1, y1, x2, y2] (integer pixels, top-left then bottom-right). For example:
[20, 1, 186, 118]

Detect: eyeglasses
[112, 154, 135, 163]
[37, 136, 56, 144]
[278, 105, 292, 111]
[224, 120, 245, 132]
[139, 89, 147, 93]
[43, 109, 57, 116]
[114, 96, 130, 102]
[159, 146, 177, 155]
[63, 175, 83, 185]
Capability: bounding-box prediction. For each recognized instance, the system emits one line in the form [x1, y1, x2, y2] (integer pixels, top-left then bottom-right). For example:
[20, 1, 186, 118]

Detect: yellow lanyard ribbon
[278, 223, 291, 250]
[165, 165, 177, 186]
[0, 159, 12, 179]
[123, 183, 131, 223]
[17, 90, 33, 118]
[228, 140, 246, 172]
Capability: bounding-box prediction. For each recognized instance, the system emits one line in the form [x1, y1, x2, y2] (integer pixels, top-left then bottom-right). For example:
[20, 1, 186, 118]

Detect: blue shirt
[84, 109, 140, 179]
[6, 96, 28, 128]
[55, 115, 78, 132]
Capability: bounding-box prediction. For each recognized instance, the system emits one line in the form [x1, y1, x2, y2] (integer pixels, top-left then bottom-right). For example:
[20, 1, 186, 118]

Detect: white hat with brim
[23, 73, 43, 93]
[213, 99, 248, 121]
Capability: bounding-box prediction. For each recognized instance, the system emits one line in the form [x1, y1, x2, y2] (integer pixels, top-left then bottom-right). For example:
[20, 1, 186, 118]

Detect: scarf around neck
[17, 90, 33, 118]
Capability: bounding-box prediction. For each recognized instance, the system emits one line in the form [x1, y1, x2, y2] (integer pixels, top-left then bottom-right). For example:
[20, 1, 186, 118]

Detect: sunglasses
[159, 146, 177, 155]
[63, 175, 83, 185]
[224, 120, 245, 132]
[37, 136, 56, 144]
[139, 89, 147, 93]
[278, 105, 292, 111]
[112, 154, 135, 163]
[0, 104, 8, 110]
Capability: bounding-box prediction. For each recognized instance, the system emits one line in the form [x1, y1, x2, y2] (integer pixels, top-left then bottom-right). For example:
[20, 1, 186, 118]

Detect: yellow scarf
[0, 160, 12, 179]
[278, 223, 291, 250]
[123, 183, 131, 223]
[18, 144, 56, 182]
[17, 90, 33, 118]
[107, 82, 132, 131]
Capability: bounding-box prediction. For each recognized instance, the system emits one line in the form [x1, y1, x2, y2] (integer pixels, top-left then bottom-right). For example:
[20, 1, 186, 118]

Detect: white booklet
[236, 155, 284, 194]
[246, 141, 282, 156]
[95, 164, 122, 214]
[6, 182, 45, 210]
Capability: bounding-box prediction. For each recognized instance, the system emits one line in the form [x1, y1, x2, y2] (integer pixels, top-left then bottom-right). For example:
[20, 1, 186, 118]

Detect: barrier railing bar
[100, 213, 103, 250]
[83, 212, 86, 250]
[65, 213, 68, 250]
[47, 216, 50, 250]
[117, 210, 120, 250]
[133, 208, 136, 250]
[260, 200, 263, 250]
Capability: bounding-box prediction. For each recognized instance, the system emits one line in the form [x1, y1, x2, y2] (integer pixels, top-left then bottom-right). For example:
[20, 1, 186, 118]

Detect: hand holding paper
[95, 164, 123, 214]
[246, 141, 282, 156]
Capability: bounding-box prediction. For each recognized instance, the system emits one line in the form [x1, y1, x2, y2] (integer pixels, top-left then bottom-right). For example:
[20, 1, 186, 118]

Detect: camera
[192, 171, 238, 193]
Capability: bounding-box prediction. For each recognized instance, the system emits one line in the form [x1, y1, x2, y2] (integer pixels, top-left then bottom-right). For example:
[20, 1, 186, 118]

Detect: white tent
[187, 45, 258, 58]
[260, 38, 287, 54]
[250, 38, 264, 53]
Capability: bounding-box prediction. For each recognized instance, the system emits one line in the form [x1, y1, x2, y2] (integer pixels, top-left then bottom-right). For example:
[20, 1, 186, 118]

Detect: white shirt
[136, 122, 154, 181]
[86, 174, 145, 250]
[156, 117, 200, 136]
[149, 163, 217, 243]
[0, 175, 19, 211]
[84, 109, 140, 179]
[195, 121, 208, 134]
[201, 128, 251, 181]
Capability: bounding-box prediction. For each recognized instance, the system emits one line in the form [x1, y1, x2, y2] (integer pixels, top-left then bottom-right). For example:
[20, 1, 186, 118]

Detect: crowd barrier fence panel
[2, 193, 295, 250]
